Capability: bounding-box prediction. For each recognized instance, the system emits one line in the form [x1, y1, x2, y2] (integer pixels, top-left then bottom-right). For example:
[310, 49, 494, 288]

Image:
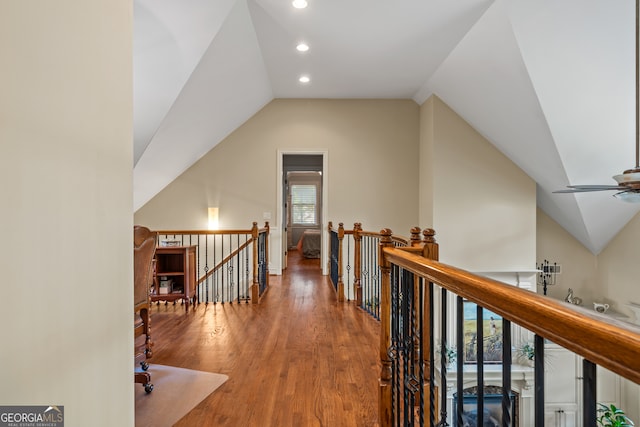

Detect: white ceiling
[133, 0, 640, 254]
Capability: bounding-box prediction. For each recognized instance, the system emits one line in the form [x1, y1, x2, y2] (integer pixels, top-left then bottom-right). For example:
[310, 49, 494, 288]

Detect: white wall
[0, 2, 134, 426]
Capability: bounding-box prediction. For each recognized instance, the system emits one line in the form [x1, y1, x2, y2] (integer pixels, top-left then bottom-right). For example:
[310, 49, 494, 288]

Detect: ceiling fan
[554, 0, 640, 202]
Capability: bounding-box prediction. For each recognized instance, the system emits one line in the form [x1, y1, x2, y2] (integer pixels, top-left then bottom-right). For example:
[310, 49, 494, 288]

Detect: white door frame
[275, 149, 329, 275]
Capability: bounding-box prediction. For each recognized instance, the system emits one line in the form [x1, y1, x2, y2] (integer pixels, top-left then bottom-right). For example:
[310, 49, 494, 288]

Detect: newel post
[421, 228, 439, 421]
[337, 222, 345, 302]
[353, 223, 363, 306]
[421, 228, 438, 261]
[251, 221, 259, 303]
[378, 228, 394, 427]
[410, 226, 422, 247]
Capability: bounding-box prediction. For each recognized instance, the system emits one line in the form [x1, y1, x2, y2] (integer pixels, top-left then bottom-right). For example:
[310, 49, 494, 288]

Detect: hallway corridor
[146, 249, 381, 426]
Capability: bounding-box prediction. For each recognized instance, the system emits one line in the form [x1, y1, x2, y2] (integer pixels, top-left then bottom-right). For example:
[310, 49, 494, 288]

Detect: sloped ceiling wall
[133, 0, 640, 254]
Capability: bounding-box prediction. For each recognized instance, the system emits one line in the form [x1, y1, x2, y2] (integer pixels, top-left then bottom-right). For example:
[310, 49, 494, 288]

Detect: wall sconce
[208, 207, 219, 230]
[536, 259, 558, 296]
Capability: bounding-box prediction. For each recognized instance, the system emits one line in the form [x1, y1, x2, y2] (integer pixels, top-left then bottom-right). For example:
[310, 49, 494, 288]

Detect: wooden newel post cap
[423, 228, 436, 243]
[380, 228, 393, 244]
[410, 227, 422, 244]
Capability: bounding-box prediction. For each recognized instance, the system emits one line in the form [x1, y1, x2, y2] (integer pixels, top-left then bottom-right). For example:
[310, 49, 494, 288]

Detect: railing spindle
[583, 359, 597, 426]
[502, 317, 512, 427]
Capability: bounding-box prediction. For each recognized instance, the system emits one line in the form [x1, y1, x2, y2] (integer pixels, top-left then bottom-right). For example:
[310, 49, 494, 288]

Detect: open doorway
[278, 152, 328, 274]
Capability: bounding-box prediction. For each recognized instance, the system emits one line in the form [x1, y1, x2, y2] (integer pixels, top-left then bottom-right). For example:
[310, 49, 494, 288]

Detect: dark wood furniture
[152, 245, 197, 307]
[133, 225, 157, 393]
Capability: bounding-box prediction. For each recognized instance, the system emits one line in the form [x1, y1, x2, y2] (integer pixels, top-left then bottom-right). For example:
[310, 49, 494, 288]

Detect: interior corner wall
[420, 96, 536, 271]
[135, 99, 421, 267]
[596, 212, 640, 316]
[0, 1, 134, 426]
[536, 208, 598, 301]
[418, 96, 435, 228]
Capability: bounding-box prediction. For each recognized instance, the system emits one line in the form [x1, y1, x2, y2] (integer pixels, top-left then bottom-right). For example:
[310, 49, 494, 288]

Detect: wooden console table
[152, 245, 197, 307]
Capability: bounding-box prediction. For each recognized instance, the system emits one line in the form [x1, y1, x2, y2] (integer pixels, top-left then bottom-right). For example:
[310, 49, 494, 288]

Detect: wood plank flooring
[145, 249, 381, 426]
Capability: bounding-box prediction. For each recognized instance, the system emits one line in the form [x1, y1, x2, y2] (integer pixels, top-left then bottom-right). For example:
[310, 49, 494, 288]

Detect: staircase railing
[374, 227, 640, 427]
[328, 222, 410, 317]
[155, 222, 269, 304]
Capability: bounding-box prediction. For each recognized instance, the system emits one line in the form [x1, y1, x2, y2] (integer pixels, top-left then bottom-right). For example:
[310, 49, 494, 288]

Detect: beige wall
[135, 99, 421, 272]
[597, 212, 640, 317]
[536, 208, 598, 302]
[0, 1, 134, 426]
[418, 96, 435, 228]
[422, 96, 536, 271]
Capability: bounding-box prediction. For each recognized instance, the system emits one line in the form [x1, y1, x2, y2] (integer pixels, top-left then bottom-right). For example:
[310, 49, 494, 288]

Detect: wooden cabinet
[152, 245, 197, 307]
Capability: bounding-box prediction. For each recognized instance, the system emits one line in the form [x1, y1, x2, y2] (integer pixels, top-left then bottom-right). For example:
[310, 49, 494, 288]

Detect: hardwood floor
[146, 249, 381, 426]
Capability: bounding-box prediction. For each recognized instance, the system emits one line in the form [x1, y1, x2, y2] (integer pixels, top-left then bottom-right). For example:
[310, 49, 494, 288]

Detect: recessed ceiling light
[299, 75, 310, 83]
[296, 43, 309, 52]
[292, 0, 307, 9]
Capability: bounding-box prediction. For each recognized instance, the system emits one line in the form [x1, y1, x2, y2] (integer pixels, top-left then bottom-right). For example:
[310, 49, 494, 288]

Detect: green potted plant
[515, 341, 535, 366]
[597, 403, 634, 426]
[435, 342, 456, 367]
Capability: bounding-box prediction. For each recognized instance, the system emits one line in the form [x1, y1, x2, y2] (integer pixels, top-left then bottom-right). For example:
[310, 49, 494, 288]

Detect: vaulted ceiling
[133, 0, 640, 254]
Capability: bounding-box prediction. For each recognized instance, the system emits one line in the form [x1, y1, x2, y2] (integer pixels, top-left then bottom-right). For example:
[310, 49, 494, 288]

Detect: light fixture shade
[292, 0, 307, 9]
[208, 207, 219, 230]
[613, 171, 640, 184]
[613, 190, 640, 203]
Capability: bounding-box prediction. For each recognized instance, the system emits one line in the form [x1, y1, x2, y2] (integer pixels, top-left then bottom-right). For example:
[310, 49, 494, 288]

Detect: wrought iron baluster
[428, 281, 436, 426]
[362, 236, 370, 313]
[418, 276, 425, 427]
[437, 286, 449, 427]
[346, 237, 352, 301]
[390, 264, 401, 426]
[502, 317, 512, 427]
[583, 359, 597, 426]
[204, 234, 209, 305]
[476, 305, 484, 427]
[534, 334, 544, 427]
[456, 296, 464, 427]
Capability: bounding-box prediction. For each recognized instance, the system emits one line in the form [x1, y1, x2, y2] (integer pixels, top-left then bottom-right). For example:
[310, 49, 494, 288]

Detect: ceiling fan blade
[553, 185, 627, 193]
[566, 185, 626, 190]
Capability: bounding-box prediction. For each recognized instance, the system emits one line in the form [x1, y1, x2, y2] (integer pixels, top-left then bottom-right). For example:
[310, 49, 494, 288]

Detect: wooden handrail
[382, 246, 640, 385]
[155, 227, 268, 236]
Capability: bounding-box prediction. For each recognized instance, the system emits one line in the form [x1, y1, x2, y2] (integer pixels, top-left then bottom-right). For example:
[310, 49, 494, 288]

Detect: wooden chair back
[134, 225, 156, 312]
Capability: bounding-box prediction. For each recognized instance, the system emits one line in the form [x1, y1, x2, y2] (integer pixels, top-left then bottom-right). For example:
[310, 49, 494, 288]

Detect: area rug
[135, 365, 228, 427]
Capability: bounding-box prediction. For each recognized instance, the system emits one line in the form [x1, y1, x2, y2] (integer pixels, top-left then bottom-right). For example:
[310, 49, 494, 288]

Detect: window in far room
[291, 184, 317, 225]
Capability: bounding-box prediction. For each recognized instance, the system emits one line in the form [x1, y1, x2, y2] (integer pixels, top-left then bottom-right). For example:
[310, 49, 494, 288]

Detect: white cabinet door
[544, 344, 623, 426]
[597, 366, 620, 405]
[545, 409, 577, 427]
[545, 345, 581, 426]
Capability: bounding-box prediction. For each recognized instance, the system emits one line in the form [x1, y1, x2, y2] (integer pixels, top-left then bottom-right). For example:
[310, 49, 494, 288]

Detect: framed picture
[463, 301, 503, 364]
